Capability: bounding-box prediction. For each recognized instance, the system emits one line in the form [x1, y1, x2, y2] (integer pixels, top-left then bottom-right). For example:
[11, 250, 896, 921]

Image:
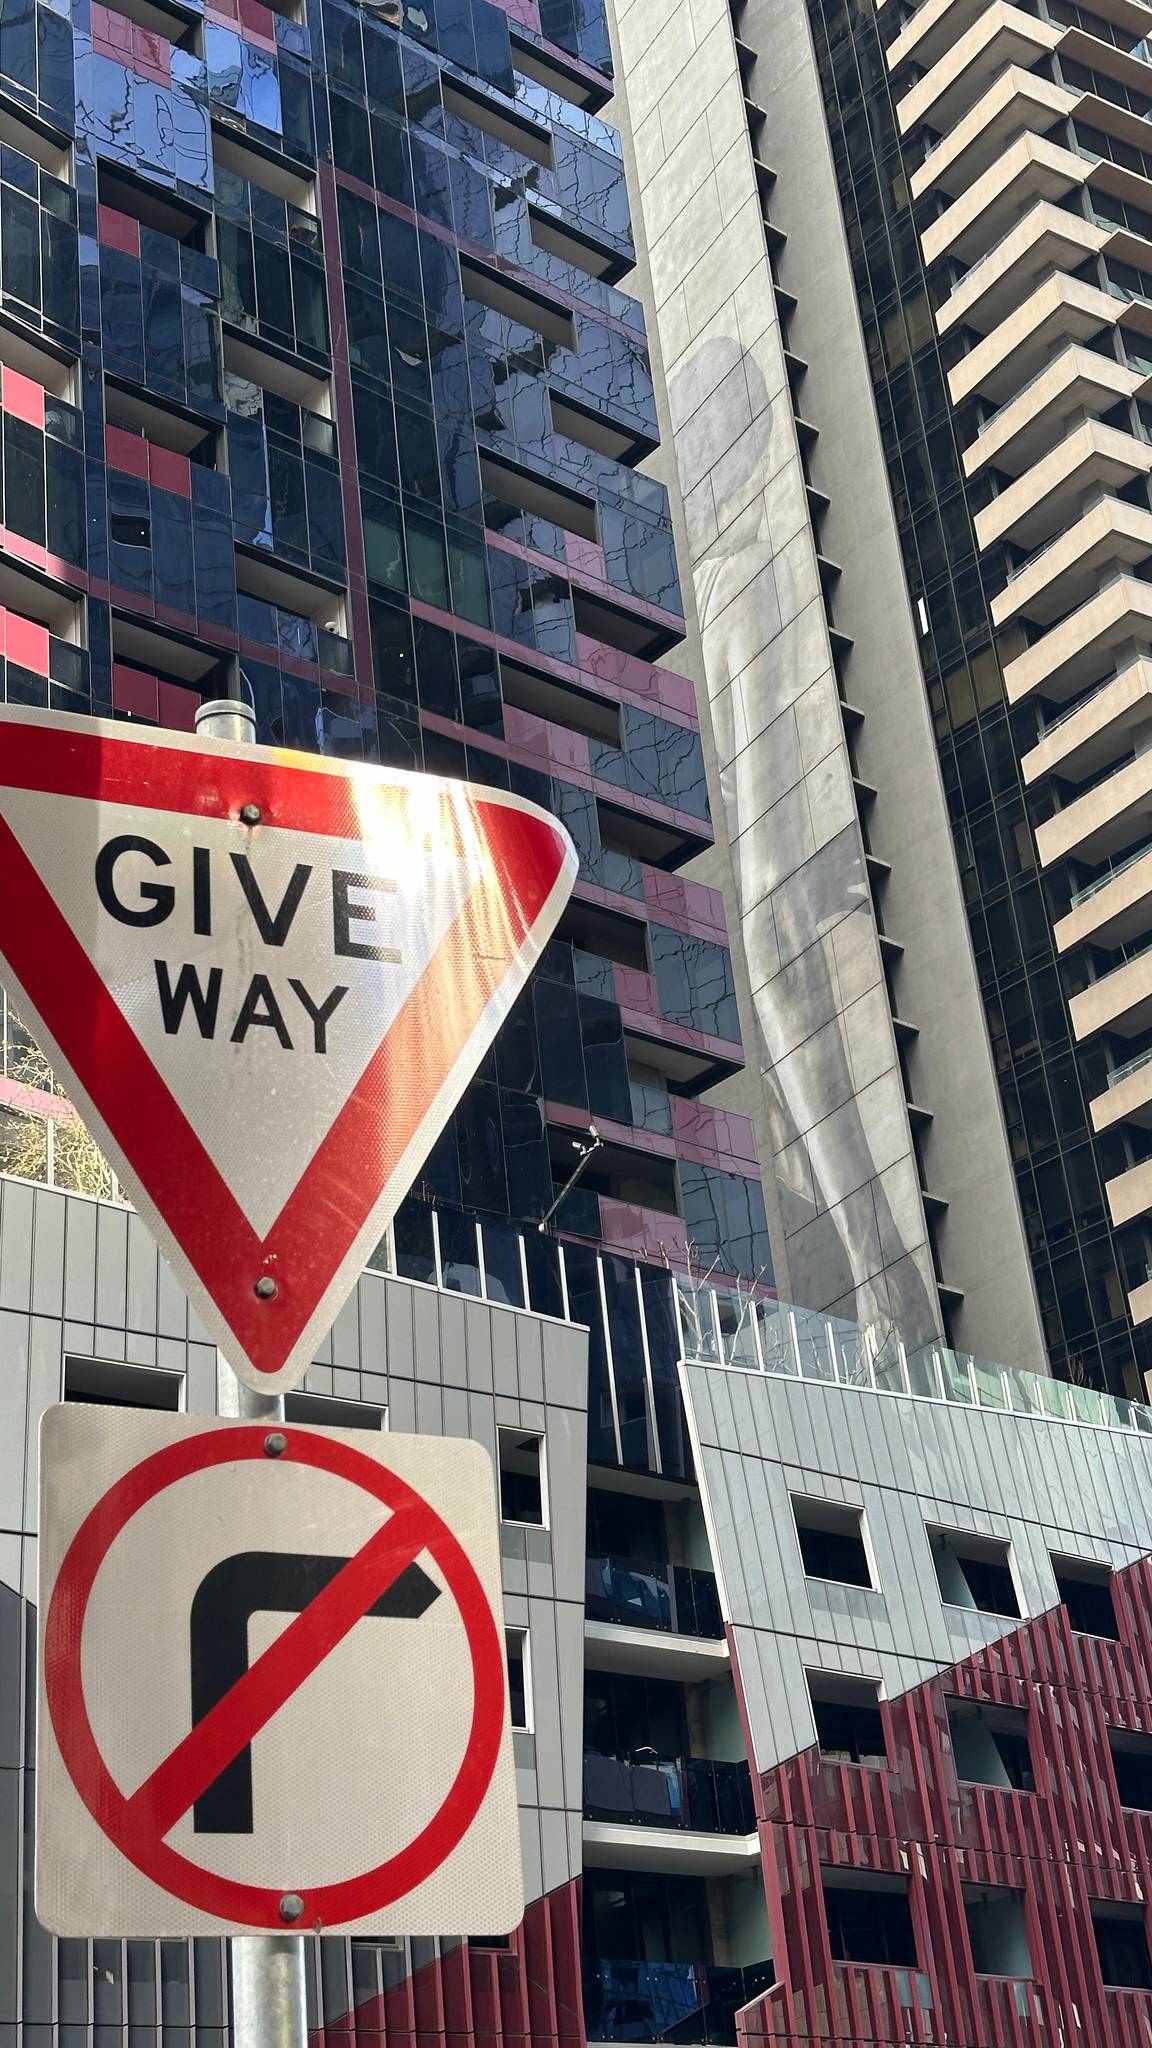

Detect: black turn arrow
[189, 1549, 440, 1832]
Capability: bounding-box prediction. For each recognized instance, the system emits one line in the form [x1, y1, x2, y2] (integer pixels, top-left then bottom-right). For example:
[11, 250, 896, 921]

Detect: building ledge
[1069, 947, 1152, 1041]
[1106, 1153, 1152, 1227]
[584, 1620, 729, 1678]
[1092, 1053, 1152, 1133]
[582, 1820, 759, 1875]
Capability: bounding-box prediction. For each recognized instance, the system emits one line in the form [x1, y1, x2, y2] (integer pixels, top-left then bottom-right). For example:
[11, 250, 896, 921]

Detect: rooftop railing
[676, 1281, 1152, 1437]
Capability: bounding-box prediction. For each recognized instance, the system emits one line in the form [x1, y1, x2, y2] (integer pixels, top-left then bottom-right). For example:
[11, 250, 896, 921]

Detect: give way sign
[0, 706, 576, 1392]
[37, 1404, 523, 1938]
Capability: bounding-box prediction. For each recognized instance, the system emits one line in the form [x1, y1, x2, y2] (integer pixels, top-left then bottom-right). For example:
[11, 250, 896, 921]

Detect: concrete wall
[606, 0, 1047, 1374]
[608, 0, 941, 1344]
[736, 0, 1046, 1375]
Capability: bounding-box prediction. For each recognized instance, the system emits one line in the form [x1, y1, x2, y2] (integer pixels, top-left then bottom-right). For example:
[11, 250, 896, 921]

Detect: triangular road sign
[0, 708, 577, 1392]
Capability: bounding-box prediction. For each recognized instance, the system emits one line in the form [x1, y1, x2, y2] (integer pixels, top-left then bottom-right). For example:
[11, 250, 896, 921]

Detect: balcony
[1091, 1045, 1152, 1129]
[1055, 840, 1152, 948]
[1002, 573, 1152, 703]
[992, 500, 1152, 629]
[583, 1960, 774, 2045]
[583, 1754, 755, 1835]
[946, 273, 1117, 408]
[1069, 940, 1152, 1037]
[922, 133, 1088, 267]
[896, 3, 1060, 137]
[1104, 1153, 1152, 1224]
[586, 1556, 723, 1638]
[938, 201, 1104, 336]
[911, 69, 1078, 201]
[1034, 739, 1152, 865]
[1023, 661, 1152, 785]
[887, 0, 1003, 73]
[964, 345, 1141, 479]
[976, 417, 1152, 551]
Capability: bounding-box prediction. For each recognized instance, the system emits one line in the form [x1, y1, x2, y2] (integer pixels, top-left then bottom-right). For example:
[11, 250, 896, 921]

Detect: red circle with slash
[43, 1425, 505, 1928]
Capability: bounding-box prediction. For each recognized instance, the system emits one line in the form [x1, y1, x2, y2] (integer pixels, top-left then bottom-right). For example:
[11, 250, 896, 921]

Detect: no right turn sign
[36, 1406, 523, 1939]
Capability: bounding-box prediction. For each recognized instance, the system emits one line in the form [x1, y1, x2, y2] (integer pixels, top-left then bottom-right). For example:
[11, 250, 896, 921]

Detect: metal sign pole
[194, 697, 308, 2048]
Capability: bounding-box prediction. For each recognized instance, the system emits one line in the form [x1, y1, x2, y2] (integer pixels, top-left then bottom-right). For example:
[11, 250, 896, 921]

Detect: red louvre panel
[744, 1548, 1152, 2044]
[313, 1881, 584, 2048]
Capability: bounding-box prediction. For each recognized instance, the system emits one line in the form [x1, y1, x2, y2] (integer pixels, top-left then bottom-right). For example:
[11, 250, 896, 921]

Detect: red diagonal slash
[126, 1501, 434, 1841]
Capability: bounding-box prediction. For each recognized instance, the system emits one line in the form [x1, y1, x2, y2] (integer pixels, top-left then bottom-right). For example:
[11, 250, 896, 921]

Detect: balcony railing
[1109, 1043, 1152, 1086]
[583, 1961, 774, 2044]
[583, 1753, 755, 1834]
[1069, 834, 1152, 904]
[585, 1554, 724, 1638]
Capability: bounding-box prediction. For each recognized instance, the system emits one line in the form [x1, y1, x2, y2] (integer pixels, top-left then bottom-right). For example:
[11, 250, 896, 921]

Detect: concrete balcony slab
[1070, 945, 1152, 1038]
[939, 203, 1105, 337]
[1105, 1154, 1152, 1226]
[897, 3, 1059, 136]
[1003, 575, 1152, 704]
[947, 273, 1117, 408]
[924, 132, 1088, 267]
[582, 1822, 759, 1877]
[1054, 842, 1152, 951]
[976, 419, 1152, 552]
[1035, 748, 1152, 867]
[1022, 661, 1152, 786]
[992, 500, 1152, 630]
[1091, 1053, 1152, 1132]
[912, 69, 1079, 201]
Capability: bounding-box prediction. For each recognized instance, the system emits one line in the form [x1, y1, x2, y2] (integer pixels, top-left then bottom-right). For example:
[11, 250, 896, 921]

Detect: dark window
[63, 1356, 181, 1409]
[391, 1196, 436, 1285]
[964, 1888, 1031, 1978]
[823, 1878, 917, 1967]
[585, 1870, 713, 1963]
[584, 1670, 689, 1760]
[1051, 1556, 1120, 1639]
[808, 1674, 887, 1766]
[1109, 1731, 1152, 1810]
[586, 1486, 666, 1561]
[498, 1430, 544, 1526]
[947, 1699, 1034, 1792]
[793, 1499, 873, 1589]
[282, 1392, 385, 1431]
[1093, 1907, 1152, 1989]
[930, 1529, 1020, 1618]
[506, 1630, 529, 1730]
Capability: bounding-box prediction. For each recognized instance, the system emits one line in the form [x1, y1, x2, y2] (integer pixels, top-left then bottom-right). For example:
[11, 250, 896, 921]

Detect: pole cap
[195, 697, 257, 739]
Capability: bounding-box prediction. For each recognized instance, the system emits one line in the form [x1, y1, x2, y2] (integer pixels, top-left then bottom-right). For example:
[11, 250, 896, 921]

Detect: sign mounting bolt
[240, 802, 262, 825]
[263, 1432, 287, 1458]
[279, 1894, 305, 1924]
[254, 1276, 278, 1300]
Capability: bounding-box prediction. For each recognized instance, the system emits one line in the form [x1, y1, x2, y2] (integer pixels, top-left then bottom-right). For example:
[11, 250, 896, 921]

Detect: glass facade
[0, 0, 770, 1465]
[805, 0, 1152, 1395]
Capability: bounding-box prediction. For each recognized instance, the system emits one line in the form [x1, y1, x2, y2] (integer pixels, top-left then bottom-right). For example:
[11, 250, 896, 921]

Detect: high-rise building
[610, 0, 1152, 1401]
[0, 0, 781, 2038]
[11, 0, 1152, 2046]
[0, 0, 774, 1438]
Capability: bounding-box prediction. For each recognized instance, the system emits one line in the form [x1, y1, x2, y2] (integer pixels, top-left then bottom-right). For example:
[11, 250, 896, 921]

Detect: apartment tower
[610, 0, 1152, 1401]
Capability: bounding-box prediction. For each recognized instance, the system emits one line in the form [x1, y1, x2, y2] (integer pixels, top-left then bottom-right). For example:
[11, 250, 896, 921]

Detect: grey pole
[194, 696, 309, 2048]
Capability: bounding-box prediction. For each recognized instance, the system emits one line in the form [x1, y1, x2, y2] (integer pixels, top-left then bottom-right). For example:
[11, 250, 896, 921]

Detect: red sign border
[0, 708, 575, 1388]
[43, 1425, 508, 1929]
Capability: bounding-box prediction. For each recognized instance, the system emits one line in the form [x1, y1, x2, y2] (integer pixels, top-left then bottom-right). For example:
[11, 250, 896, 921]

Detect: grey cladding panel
[684, 1360, 1152, 1774]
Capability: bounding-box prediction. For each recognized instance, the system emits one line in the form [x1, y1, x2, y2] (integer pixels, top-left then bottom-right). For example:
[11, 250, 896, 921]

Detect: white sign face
[36, 1406, 523, 1939]
[0, 707, 575, 1392]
